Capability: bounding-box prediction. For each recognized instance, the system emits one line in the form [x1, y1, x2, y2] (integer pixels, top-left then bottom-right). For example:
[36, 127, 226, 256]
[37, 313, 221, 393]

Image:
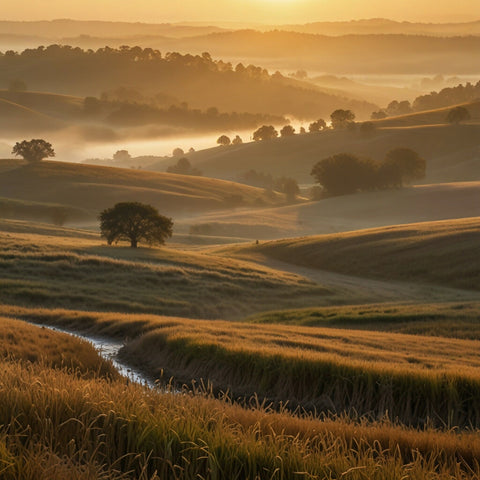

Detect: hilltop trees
[12, 139, 55, 162]
[311, 148, 425, 197]
[309, 119, 327, 132]
[217, 135, 231, 146]
[280, 125, 295, 137]
[253, 125, 278, 141]
[99, 202, 173, 248]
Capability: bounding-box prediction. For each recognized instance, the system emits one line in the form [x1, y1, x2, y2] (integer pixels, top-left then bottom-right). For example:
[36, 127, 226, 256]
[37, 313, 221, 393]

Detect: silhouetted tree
[232, 135, 243, 145]
[330, 109, 355, 129]
[99, 202, 173, 248]
[253, 125, 278, 141]
[280, 125, 295, 137]
[275, 177, 300, 202]
[311, 153, 376, 196]
[446, 106, 471, 124]
[309, 119, 327, 132]
[113, 150, 131, 162]
[217, 135, 231, 146]
[12, 139, 55, 162]
[383, 148, 426, 184]
[386, 100, 412, 116]
[371, 110, 387, 120]
[299, 127, 307, 134]
[172, 147, 185, 157]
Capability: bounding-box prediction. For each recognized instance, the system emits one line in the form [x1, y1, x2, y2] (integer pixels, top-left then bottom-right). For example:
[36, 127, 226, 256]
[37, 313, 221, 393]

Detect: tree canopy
[330, 109, 355, 129]
[99, 202, 173, 248]
[280, 125, 295, 137]
[217, 135, 231, 146]
[12, 139, 55, 162]
[253, 125, 278, 141]
[311, 148, 426, 197]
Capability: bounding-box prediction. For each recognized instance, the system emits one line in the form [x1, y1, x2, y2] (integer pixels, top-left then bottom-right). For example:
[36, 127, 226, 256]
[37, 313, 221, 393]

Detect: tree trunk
[130, 238, 138, 248]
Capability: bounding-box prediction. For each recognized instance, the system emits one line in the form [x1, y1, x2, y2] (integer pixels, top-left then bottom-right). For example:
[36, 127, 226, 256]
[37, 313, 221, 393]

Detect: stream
[41, 324, 156, 388]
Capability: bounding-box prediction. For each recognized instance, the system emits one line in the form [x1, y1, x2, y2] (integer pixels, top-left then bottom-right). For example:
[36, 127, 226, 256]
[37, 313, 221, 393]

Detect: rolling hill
[230, 216, 480, 291]
[158, 121, 480, 184]
[373, 101, 480, 128]
[182, 182, 480, 239]
[0, 160, 286, 222]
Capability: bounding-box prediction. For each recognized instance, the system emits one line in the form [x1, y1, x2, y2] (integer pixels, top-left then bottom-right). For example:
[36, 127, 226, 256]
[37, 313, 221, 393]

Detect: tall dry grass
[3, 304, 480, 429]
[0, 315, 118, 379]
[1, 360, 479, 479]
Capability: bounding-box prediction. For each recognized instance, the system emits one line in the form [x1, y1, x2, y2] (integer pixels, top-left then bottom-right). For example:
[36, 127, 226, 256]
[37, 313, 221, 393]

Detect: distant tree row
[84, 96, 285, 131]
[311, 148, 426, 197]
[372, 80, 480, 119]
[216, 135, 243, 146]
[249, 110, 358, 142]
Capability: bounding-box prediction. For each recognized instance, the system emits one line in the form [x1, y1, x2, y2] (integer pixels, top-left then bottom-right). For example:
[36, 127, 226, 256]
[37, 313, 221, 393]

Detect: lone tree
[330, 109, 355, 129]
[232, 135, 243, 145]
[99, 202, 173, 248]
[217, 135, 231, 146]
[253, 125, 278, 141]
[446, 106, 471, 124]
[12, 139, 55, 162]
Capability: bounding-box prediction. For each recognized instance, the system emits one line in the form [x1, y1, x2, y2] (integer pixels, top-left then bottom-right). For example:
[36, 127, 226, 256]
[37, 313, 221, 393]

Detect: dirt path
[257, 255, 480, 305]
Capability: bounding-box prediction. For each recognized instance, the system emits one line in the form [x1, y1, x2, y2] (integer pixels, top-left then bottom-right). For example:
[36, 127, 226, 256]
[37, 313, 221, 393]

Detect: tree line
[372, 80, 480, 119]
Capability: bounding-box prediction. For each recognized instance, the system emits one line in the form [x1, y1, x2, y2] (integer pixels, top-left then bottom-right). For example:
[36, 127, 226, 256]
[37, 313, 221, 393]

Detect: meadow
[2, 194, 480, 476]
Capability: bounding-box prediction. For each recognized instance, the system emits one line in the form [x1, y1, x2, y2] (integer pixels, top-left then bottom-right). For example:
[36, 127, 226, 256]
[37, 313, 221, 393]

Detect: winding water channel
[40, 324, 156, 388]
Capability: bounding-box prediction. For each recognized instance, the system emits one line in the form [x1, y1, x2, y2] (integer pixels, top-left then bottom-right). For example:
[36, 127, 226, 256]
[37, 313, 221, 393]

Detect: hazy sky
[2, 0, 480, 24]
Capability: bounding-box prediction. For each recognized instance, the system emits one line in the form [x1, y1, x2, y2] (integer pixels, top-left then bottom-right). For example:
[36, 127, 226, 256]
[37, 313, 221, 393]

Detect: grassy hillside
[232, 217, 480, 291]
[184, 182, 480, 239]
[0, 159, 285, 220]
[0, 90, 84, 119]
[0, 219, 330, 319]
[165, 123, 480, 183]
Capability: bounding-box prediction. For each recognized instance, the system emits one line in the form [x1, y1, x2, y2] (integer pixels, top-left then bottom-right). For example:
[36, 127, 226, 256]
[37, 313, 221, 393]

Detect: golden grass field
[1, 209, 480, 476]
[1, 309, 480, 478]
